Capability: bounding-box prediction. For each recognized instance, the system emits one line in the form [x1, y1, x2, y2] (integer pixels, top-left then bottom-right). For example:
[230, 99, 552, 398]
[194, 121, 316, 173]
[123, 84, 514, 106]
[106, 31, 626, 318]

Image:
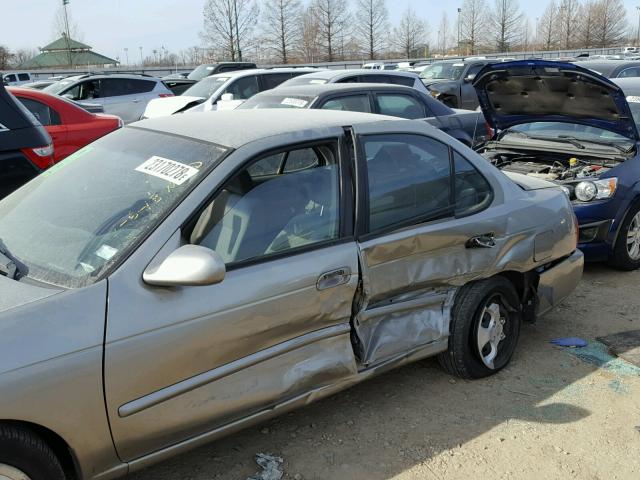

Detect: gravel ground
[129, 264, 640, 480]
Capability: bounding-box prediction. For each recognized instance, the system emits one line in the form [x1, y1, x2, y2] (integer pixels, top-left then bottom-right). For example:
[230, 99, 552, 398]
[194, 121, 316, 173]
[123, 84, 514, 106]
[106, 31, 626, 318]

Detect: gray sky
[4, 0, 640, 60]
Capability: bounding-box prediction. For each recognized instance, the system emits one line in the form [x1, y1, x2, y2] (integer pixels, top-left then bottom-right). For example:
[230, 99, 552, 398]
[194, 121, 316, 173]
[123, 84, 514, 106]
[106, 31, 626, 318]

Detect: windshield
[505, 122, 635, 145]
[420, 63, 465, 81]
[43, 77, 80, 95]
[187, 65, 218, 81]
[281, 76, 329, 87]
[0, 128, 227, 288]
[239, 94, 314, 109]
[182, 76, 230, 98]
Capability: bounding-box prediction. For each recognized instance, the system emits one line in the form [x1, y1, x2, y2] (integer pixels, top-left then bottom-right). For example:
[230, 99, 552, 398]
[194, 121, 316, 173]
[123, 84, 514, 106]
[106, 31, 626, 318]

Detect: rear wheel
[0, 425, 65, 480]
[609, 202, 640, 271]
[438, 277, 521, 379]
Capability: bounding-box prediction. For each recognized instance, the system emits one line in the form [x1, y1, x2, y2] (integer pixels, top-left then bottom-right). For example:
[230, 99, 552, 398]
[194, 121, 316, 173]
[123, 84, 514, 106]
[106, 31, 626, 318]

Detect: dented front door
[350, 124, 508, 367]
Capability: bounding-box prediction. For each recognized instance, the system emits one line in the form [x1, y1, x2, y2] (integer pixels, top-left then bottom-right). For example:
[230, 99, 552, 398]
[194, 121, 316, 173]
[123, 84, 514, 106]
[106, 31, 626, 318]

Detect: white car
[43, 74, 173, 124]
[2, 72, 33, 86]
[142, 68, 318, 119]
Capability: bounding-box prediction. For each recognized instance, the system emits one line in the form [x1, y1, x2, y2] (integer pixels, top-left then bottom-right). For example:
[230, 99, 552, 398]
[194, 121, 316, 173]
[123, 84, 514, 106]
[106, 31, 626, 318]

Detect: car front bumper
[537, 250, 584, 316]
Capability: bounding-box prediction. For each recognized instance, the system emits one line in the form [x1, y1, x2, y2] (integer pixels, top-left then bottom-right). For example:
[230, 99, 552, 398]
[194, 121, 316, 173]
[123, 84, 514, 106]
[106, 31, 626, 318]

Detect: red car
[8, 87, 122, 165]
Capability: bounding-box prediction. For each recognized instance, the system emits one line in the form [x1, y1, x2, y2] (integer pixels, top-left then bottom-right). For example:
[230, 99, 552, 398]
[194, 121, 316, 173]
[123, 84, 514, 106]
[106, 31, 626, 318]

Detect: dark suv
[419, 59, 498, 109]
[0, 83, 53, 199]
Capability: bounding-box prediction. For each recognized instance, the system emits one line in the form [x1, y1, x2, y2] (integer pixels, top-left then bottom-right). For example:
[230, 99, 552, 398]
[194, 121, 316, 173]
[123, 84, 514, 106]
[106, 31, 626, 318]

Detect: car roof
[63, 73, 162, 82]
[294, 69, 420, 80]
[207, 67, 319, 80]
[265, 83, 422, 96]
[133, 109, 397, 148]
[575, 60, 640, 75]
[613, 77, 640, 95]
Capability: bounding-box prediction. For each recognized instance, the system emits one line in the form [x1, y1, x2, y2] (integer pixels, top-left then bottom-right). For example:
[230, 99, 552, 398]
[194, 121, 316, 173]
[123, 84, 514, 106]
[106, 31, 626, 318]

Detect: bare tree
[491, 0, 523, 52]
[460, 0, 489, 55]
[299, 6, 322, 62]
[51, 6, 82, 40]
[577, 0, 598, 48]
[437, 12, 452, 56]
[262, 0, 302, 63]
[354, 0, 389, 60]
[394, 7, 427, 59]
[202, 0, 259, 61]
[311, 0, 350, 62]
[538, 0, 560, 50]
[0, 46, 13, 69]
[11, 48, 38, 68]
[558, 0, 581, 49]
[592, 0, 627, 47]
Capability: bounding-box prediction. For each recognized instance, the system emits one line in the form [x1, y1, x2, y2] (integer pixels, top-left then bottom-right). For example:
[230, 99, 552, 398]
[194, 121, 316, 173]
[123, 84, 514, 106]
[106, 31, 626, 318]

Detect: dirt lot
[130, 264, 640, 480]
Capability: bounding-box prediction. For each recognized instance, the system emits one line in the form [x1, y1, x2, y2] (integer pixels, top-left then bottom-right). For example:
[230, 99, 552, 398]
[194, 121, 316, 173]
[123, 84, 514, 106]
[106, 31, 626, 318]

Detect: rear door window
[319, 95, 372, 113]
[101, 78, 156, 97]
[363, 134, 453, 232]
[18, 73, 30, 81]
[375, 93, 425, 119]
[18, 97, 61, 126]
[386, 76, 415, 87]
[261, 73, 293, 90]
[335, 75, 359, 83]
[224, 75, 260, 99]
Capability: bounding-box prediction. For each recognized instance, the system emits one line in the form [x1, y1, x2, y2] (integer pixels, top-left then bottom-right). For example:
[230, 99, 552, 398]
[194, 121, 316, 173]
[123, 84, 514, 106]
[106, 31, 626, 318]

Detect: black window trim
[182, 135, 355, 272]
[18, 96, 62, 126]
[355, 132, 494, 241]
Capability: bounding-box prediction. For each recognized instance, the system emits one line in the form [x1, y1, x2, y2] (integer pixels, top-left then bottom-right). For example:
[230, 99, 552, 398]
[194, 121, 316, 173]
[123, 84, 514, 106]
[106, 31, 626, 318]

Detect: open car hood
[473, 60, 639, 141]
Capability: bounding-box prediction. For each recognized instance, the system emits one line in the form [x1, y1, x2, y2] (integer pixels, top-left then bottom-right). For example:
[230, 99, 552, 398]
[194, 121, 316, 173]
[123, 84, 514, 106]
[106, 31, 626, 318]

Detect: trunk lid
[473, 60, 639, 141]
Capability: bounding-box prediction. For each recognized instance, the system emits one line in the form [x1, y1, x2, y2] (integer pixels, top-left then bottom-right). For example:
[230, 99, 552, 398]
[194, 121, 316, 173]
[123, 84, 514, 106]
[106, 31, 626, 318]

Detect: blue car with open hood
[474, 60, 640, 270]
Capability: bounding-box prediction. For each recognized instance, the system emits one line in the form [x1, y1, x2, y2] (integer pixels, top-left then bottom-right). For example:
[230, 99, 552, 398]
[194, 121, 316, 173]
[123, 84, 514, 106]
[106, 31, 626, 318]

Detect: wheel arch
[0, 420, 80, 480]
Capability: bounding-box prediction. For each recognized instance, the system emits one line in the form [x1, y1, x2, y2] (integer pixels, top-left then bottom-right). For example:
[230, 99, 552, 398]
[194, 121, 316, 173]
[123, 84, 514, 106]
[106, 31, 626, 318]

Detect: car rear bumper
[537, 250, 584, 316]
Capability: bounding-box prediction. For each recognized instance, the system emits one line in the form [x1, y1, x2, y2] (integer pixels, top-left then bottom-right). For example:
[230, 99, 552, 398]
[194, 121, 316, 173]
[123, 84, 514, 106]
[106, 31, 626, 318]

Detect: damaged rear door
[350, 123, 509, 367]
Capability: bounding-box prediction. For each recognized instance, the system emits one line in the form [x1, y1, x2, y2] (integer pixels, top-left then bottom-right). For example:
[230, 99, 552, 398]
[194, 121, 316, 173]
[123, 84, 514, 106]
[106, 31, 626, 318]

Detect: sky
[3, 0, 640, 61]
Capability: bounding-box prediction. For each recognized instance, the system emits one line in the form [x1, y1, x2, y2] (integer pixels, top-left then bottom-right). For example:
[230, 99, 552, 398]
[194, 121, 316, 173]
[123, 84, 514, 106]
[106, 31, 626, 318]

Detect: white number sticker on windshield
[281, 97, 308, 108]
[135, 156, 199, 185]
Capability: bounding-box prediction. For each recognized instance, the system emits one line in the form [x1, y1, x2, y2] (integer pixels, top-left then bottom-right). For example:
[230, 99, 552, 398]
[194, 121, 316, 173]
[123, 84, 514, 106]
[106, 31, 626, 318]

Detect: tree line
[0, 0, 632, 70]
[202, 0, 632, 64]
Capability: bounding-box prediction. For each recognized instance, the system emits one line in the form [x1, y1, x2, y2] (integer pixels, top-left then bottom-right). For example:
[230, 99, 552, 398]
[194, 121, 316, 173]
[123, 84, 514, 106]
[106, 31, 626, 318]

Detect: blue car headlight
[573, 178, 617, 202]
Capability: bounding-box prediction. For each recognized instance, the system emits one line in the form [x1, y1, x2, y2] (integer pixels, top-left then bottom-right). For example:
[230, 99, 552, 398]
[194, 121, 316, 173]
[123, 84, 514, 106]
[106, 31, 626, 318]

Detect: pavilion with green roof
[20, 34, 118, 69]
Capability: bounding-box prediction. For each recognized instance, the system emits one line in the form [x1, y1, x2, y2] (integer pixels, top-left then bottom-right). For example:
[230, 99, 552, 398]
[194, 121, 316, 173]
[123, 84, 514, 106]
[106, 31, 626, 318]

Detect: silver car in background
[0, 110, 582, 480]
[43, 74, 173, 123]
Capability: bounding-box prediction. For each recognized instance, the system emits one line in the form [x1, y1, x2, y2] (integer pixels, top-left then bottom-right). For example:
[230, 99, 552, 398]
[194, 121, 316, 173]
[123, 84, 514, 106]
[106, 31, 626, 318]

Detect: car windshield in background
[43, 78, 78, 95]
[420, 63, 466, 81]
[626, 99, 640, 127]
[0, 128, 227, 289]
[281, 76, 329, 87]
[506, 122, 635, 145]
[187, 65, 217, 81]
[182, 76, 230, 98]
[239, 94, 315, 109]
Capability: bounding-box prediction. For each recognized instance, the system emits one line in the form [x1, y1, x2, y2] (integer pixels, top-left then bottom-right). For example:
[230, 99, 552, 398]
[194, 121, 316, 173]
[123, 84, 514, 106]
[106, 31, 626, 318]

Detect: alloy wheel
[0, 465, 31, 480]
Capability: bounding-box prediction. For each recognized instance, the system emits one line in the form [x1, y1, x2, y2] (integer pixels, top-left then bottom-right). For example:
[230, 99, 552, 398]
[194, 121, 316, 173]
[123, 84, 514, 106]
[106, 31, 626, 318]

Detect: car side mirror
[220, 93, 234, 102]
[143, 245, 226, 287]
[464, 73, 477, 83]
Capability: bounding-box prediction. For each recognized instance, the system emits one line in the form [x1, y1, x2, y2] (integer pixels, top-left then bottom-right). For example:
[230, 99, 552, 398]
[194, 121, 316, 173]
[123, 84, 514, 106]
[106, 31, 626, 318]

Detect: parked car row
[3, 59, 640, 480]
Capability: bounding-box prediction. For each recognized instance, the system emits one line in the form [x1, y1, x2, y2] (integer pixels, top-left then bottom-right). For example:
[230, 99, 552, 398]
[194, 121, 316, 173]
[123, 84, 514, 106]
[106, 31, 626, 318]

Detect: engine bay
[481, 151, 619, 182]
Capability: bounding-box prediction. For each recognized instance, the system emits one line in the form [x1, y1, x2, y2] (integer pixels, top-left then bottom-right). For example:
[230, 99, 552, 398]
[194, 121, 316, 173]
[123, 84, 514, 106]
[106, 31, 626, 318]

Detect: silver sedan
[0, 110, 582, 479]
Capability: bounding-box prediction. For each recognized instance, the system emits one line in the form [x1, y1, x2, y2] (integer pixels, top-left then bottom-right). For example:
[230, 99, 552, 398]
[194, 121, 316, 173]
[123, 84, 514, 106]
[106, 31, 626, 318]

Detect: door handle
[316, 267, 351, 291]
[466, 233, 496, 249]
[132, 99, 140, 103]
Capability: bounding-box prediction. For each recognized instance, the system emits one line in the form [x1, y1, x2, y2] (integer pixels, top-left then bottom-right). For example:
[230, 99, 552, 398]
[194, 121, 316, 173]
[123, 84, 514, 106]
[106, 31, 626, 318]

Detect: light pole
[124, 48, 129, 66]
[139, 46, 143, 66]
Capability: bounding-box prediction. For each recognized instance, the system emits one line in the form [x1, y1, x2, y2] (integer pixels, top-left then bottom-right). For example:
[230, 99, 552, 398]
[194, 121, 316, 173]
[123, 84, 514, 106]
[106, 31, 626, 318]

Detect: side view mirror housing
[464, 73, 477, 83]
[220, 93, 235, 102]
[143, 245, 226, 287]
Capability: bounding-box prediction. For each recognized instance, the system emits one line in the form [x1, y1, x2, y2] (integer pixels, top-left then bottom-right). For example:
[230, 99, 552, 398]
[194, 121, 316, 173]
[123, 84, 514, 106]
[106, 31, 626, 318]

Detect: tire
[0, 425, 65, 480]
[438, 276, 521, 379]
[608, 202, 640, 271]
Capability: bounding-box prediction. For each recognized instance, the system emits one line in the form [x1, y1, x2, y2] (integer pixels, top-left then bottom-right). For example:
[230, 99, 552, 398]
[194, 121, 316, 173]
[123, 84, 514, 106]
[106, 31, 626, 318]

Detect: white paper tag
[281, 97, 308, 108]
[135, 156, 199, 185]
[95, 244, 118, 260]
